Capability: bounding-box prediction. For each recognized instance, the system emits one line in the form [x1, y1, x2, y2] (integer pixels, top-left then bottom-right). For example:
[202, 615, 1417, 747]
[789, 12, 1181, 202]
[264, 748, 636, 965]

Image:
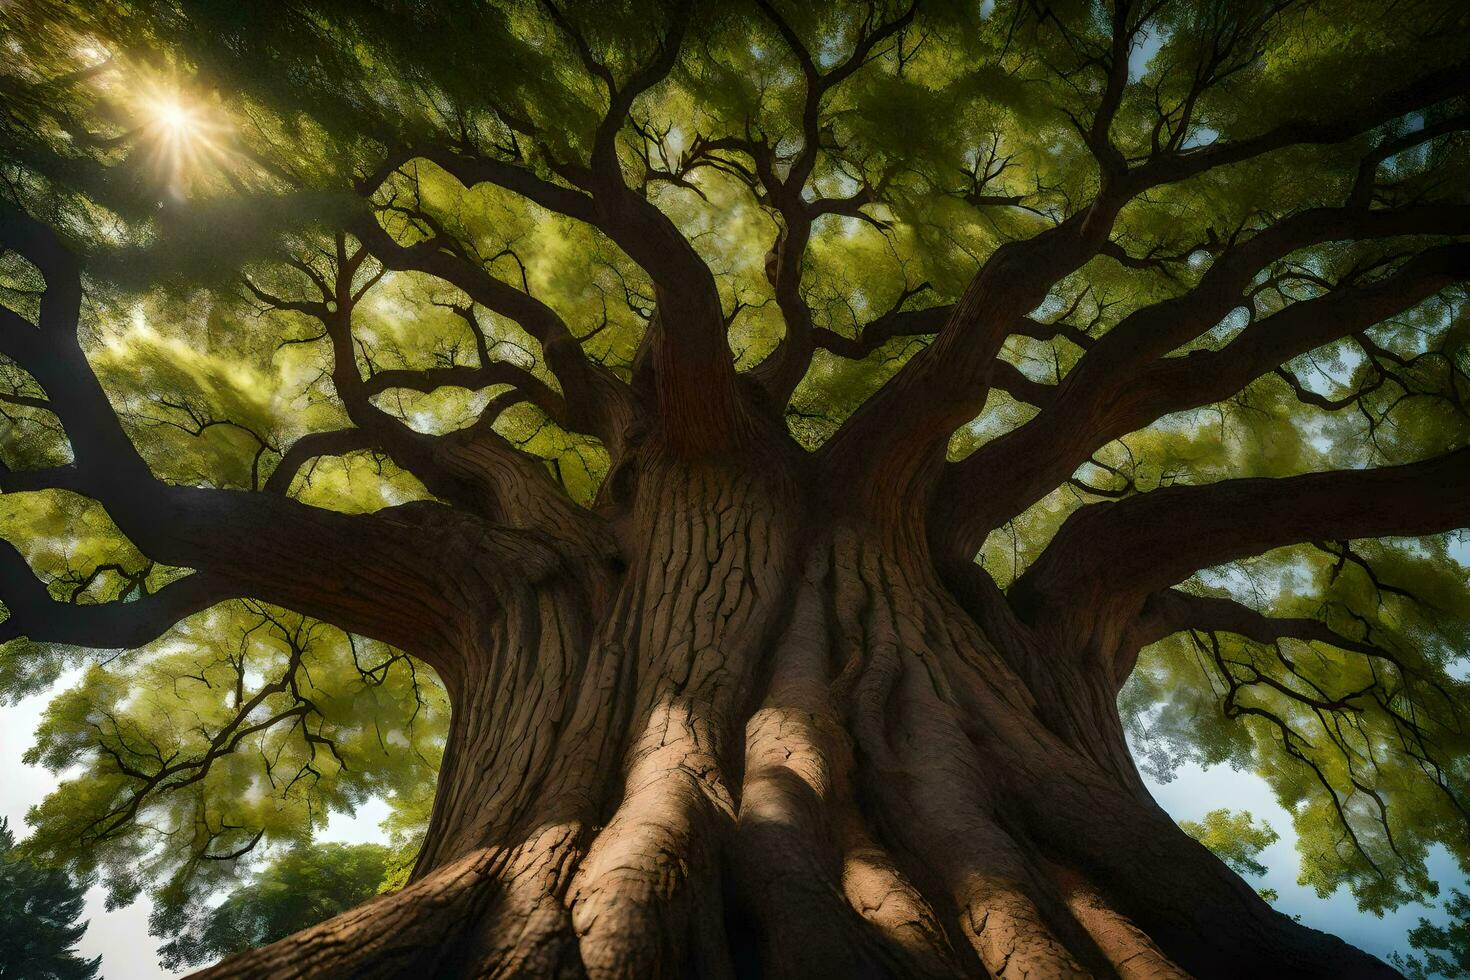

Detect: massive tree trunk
[187, 447, 1395, 980]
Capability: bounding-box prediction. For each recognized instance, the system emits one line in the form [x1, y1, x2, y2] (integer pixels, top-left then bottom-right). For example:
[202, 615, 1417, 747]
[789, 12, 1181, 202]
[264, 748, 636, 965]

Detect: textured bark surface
[183, 445, 1398, 980]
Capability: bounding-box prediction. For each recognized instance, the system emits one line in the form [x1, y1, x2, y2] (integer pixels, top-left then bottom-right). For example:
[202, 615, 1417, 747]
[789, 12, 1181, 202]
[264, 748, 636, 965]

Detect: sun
[135, 86, 232, 196]
[153, 99, 194, 135]
[144, 91, 204, 145]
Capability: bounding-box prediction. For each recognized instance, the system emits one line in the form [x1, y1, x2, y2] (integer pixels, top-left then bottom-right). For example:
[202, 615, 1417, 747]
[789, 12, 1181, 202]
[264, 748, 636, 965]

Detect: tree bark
[186, 448, 1399, 980]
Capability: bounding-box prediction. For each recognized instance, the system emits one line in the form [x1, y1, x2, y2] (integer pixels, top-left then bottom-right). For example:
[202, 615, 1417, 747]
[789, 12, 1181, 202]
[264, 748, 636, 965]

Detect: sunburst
[136, 84, 235, 198]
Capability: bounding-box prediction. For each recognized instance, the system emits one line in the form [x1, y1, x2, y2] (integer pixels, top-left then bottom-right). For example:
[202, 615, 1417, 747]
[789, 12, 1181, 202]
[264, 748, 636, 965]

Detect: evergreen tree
[0, 819, 101, 980]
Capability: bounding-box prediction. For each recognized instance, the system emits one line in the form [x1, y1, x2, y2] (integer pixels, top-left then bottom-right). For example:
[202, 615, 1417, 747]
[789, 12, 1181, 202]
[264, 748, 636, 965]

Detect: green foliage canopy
[1393, 887, 1470, 979]
[0, 0, 1468, 965]
[156, 841, 393, 970]
[1181, 807, 1281, 879]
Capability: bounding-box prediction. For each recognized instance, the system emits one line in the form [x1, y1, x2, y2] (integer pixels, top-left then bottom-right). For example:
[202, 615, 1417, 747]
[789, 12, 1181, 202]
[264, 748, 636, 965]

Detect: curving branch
[351, 192, 632, 453]
[1130, 590, 1395, 661]
[936, 205, 1470, 558]
[0, 539, 232, 648]
[1117, 588, 1406, 691]
[474, 3, 745, 450]
[823, 28, 1470, 510]
[1348, 108, 1470, 209]
[812, 292, 1096, 373]
[357, 363, 566, 421]
[262, 428, 377, 495]
[809, 284, 943, 357]
[1117, 54, 1470, 199]
[249, 234, 595, 532]
[1015, 445, 1470, 615]
[0, 208, 539, 661]
[1119, 587, 1470, 875]
[729, 0, 918, 405]
[139, 395, 281, 492]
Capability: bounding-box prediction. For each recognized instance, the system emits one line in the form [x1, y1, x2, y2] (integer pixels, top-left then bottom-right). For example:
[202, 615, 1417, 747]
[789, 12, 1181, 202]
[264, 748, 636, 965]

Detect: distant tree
[0, 818, 101, 980]
[1181, 808, 1280, 878]
[1182, 808, 1282, 902]
[156, 842, 391, 970]
[1391, 889, 1470, 980]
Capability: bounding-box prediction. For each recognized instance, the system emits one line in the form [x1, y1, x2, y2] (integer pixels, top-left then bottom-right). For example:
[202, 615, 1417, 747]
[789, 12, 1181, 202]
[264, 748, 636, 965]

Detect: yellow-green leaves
[17, 604, 447, 927]
[1182, 808, 1280, 878]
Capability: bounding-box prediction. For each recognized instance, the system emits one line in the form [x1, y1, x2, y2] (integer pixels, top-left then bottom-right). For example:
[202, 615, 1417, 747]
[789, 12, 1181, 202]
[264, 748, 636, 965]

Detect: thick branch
[0, 210, 152, 488]
[986, 361, 1056, 409]
[1017, 446, 1470, 611]
[0, 210, 527, 661]
[824, 51, 1470, 509]
[938, 205, 1470, 556]
[378, 136, 734, 441]
[0, 541, 231, 647]
[523, 5, 746, 448]
[820, 207, 1126, 511]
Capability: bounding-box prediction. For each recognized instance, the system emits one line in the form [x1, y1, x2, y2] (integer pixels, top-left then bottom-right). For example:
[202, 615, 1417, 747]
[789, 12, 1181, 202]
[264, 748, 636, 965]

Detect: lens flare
[155, 100, 192, 134]
[136, 86, 233, 198]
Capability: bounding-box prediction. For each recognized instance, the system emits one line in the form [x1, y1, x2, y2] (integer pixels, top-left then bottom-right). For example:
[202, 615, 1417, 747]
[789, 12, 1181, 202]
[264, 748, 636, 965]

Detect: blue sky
[1, 670, 1461, 978]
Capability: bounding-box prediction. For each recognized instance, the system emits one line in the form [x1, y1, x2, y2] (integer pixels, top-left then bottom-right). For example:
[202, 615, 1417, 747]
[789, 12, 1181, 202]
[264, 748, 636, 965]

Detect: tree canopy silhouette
[1, 0, 1469, 977]
[0, 818, 101, 980]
